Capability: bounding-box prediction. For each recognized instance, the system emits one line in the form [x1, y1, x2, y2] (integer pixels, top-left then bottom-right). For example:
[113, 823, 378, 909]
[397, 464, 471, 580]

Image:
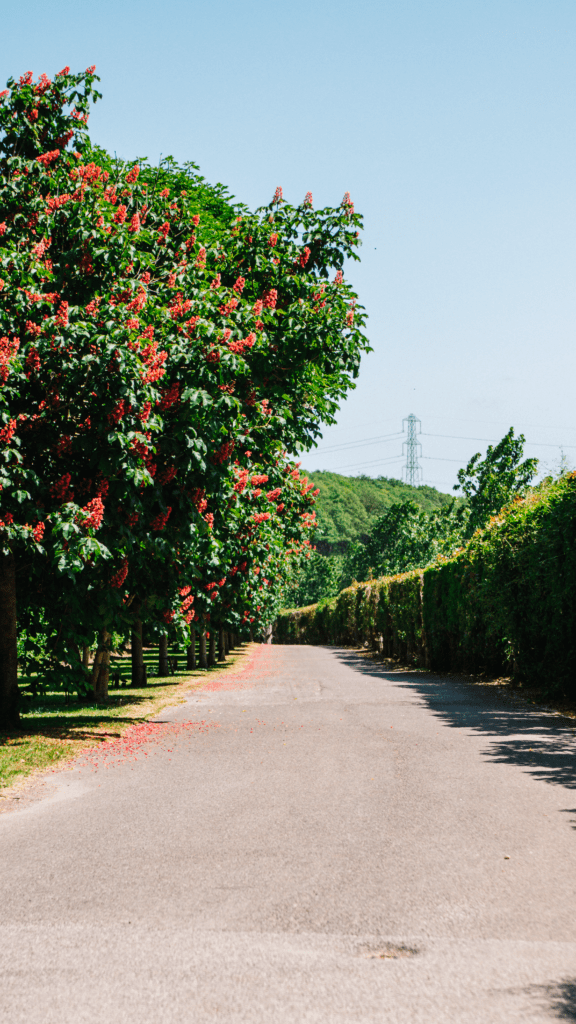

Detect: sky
[3, 0, 576, 492]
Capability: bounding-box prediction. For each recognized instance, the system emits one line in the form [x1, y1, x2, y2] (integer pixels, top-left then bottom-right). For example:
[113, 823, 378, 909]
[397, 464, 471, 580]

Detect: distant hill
[303, 471, 455, 551]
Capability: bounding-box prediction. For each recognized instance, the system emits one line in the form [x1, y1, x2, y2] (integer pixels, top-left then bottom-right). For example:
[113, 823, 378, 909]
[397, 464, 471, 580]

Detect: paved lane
[1, 644, 576, 1022]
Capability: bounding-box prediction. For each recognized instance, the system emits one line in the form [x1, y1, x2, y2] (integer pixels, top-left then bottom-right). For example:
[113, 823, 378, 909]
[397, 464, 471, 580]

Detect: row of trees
[0, 66, 370, 726]
[287, 428, 539, 605]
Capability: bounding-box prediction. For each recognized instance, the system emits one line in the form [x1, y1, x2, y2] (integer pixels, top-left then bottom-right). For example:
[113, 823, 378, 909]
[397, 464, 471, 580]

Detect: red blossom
[32, 521, 45, 542]
[150, 507, 172, 531]
[51, 473, 74, 503]
[80, 496, 105, 530]
[110, 557, 129, 589]
[0, 419, 17, 446]
[36, 149, 60, 166]
[54, 300, 69, 328]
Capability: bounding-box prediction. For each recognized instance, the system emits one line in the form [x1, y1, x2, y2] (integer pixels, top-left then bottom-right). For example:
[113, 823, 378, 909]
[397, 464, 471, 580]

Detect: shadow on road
[526, 979, 576, 1020]
[332, 648, 576, 792]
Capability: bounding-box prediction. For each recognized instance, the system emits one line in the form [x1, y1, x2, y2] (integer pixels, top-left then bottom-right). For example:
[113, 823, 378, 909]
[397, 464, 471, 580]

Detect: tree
[0, 65, 370, 724]
[454, 428, 538, 535]
[340, 498, 469, 586]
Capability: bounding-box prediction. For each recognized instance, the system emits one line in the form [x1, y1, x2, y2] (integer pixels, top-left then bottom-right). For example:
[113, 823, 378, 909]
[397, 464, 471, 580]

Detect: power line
[423, 431, 576, 449]
[313, 431, 404, 454]
[328, 454, 405, 472]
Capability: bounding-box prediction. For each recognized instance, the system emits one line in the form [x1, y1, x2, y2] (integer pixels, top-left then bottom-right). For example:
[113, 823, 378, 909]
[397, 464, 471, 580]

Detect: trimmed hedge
[275, 474, 576, 693]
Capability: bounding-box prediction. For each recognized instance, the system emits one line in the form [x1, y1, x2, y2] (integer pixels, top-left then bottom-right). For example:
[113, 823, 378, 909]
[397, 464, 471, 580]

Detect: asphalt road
[1, 644, 576, 1023]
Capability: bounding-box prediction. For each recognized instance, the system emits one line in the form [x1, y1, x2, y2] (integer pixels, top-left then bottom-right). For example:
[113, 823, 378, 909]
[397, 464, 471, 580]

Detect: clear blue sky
[4, 0, 576, 491]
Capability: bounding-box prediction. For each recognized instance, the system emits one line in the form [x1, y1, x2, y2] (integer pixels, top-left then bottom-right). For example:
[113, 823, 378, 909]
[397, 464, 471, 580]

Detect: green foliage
[302, 471, 452, 549]
[454, 427, 538, 535]
[276, 473, 576, 695]
[340, 497, 469, 586]
[283, 550, 342, 607]
[0, 66, 372, 710]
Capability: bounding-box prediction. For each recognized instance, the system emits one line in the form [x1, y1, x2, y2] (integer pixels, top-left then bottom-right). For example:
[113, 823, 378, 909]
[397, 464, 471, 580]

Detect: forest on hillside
[286, 431, 540, 608]
[303, 472, 453, 552]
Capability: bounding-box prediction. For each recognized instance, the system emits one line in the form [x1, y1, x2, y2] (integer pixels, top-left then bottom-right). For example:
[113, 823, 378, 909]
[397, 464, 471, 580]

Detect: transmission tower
[402, 413, 423, 486]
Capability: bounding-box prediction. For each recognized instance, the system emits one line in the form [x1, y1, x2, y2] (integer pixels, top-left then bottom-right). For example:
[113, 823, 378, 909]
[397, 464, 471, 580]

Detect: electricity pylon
[402, 413, 422, 486]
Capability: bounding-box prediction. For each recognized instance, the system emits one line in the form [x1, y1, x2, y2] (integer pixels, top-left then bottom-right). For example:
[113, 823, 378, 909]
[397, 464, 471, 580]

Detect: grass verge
[0, 643, 254, 793]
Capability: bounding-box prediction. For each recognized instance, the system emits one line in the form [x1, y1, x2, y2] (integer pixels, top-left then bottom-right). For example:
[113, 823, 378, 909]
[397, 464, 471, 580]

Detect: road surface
[1, 644, 576, 1022]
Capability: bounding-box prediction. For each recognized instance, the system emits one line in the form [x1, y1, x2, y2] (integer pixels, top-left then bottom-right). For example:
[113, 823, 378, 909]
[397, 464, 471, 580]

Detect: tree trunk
[82, 645, 91, 669]
[208, 631, 216, 666]
[186, 626, 196, 670]
[249, 626, 253, 642]
[94, 629, 111, 702]
[218, 628, 226, 662]
[223, 630, 229, 657]
[0, 549, 19, 729]
[131, 617, 146, 687]
[199, 630, 207, 669]
[158, 633, 169, 677]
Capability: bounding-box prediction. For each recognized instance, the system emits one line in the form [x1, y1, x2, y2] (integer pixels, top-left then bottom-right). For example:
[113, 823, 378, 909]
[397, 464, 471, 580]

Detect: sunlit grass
[0, 643, 250, 792]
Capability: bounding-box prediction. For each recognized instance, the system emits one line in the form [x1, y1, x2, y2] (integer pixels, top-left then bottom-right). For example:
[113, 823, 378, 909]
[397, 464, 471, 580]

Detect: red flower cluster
[157, 465, 177, 485]
[191, 488, 208, 514]
[54, 300, 69, 328]
[107, 399, 126, 426]
[266, 488, 281, 502]
[233, 276, 246, 294]
[273, 187, 283, 203]
[141, 340, 168, 384]
[227, 333, 256, 355]
[125, 165, 140, 183]
[51, 473, 74, 503]
[195, 247, 206, 268]
[157, 381, 180, 410]
[110, 557, 129, 589]
[0, 419, 17, 445]
[252, 512, 271, 525]
[168, 294, 192, 319]
[81, 496, 105, 530]
[150, 507, 172, 531]
[213, 439, 235, 464]
[36, 149, 60, 166]
[219, 297, 239, 316]
[32, 521, 45, 542]
[263, 289, 277, 309]
[299, 247, 311, 268]
[269, 233, 278, 247]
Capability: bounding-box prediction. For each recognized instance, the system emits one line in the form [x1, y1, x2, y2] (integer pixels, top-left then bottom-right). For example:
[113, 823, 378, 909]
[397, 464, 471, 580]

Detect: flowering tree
[0, 65, 369, 726]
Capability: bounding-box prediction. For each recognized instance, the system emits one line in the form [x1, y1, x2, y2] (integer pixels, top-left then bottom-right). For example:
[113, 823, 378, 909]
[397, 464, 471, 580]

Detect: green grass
[0, 643, 251, 792]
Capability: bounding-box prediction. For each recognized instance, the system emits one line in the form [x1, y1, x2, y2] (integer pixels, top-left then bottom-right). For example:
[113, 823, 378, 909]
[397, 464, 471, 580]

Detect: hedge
[275, 474, 576, 693]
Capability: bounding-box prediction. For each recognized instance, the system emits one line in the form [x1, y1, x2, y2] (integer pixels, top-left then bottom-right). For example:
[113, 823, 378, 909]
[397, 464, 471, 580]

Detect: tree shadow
[525, 979, 576, 1020]
[331, 648, 576, 791]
